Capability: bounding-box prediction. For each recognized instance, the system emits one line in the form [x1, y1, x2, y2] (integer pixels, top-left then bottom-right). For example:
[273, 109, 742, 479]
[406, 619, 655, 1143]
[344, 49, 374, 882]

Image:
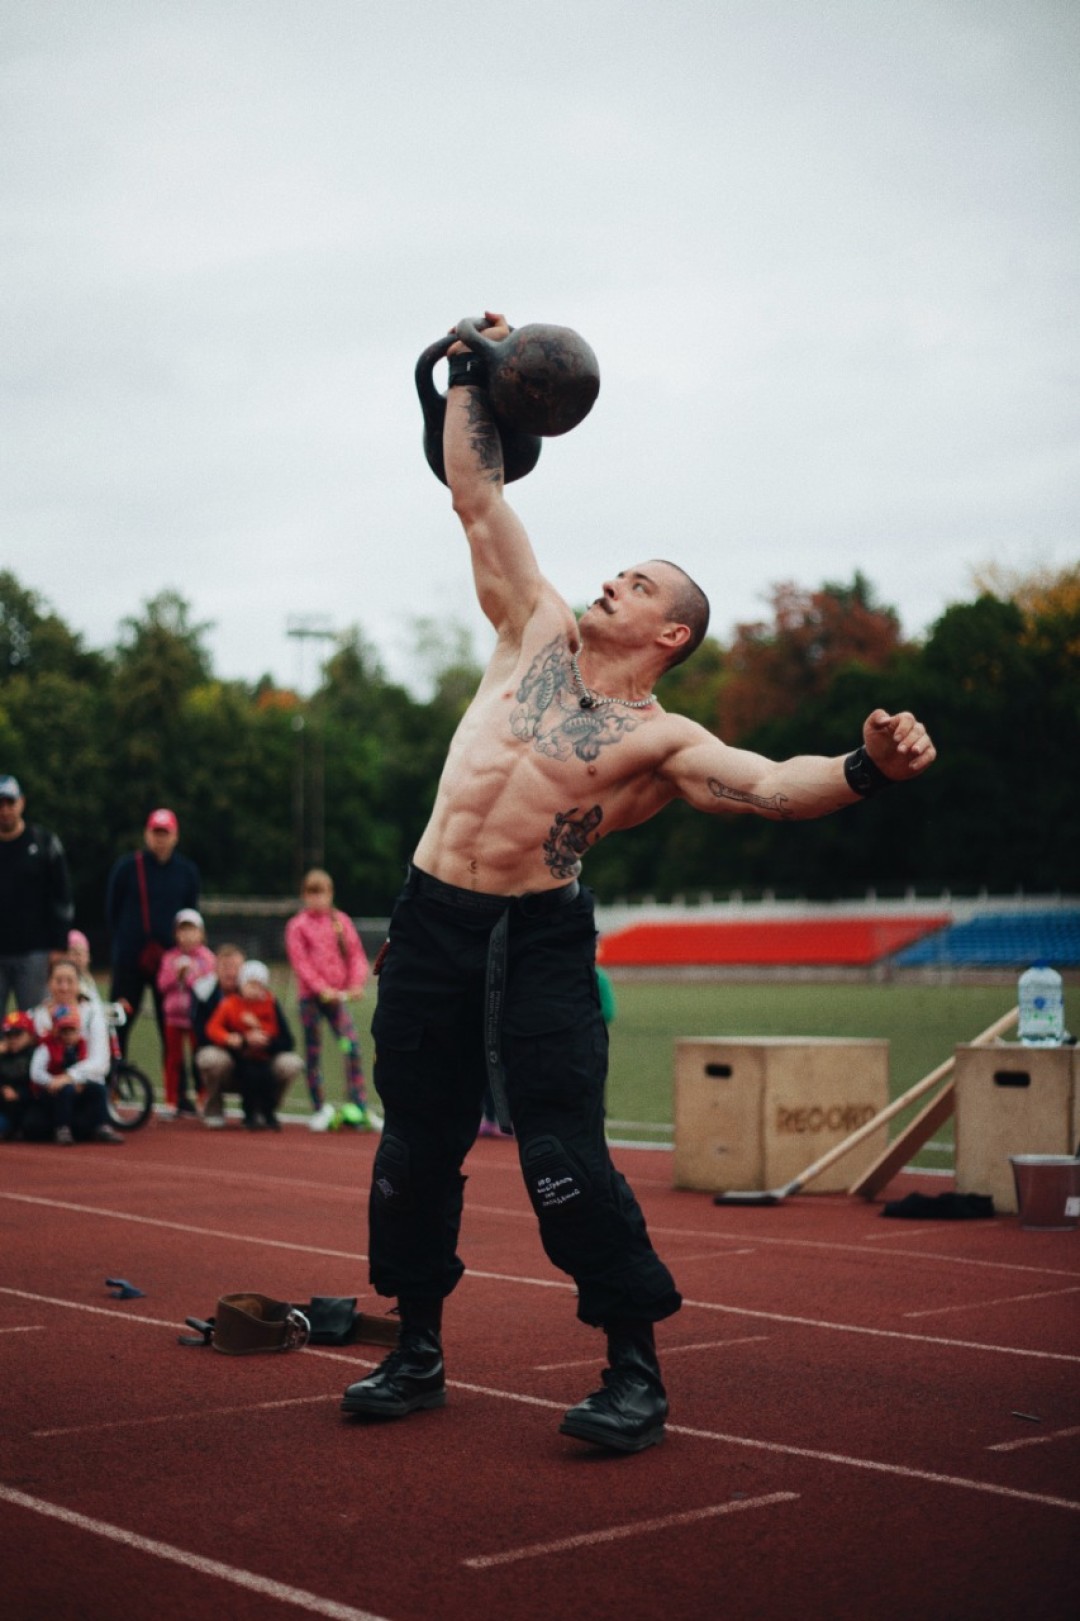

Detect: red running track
[2, 1120, 1078, 1621]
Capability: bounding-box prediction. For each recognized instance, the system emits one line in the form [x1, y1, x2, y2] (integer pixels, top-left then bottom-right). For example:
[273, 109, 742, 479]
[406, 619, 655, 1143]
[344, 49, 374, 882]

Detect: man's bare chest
[506, 635, 656, 770]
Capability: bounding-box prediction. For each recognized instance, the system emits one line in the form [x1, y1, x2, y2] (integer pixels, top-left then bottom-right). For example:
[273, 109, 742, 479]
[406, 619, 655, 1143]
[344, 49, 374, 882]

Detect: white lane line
[0, 1286, 192, 1331]
[462, 1492, 799, 1570]
[667, 1248, 757, 1263]
[8, 1290, 1079, 1519]
[862, 1228, 947, 1242]
[461, 1271, 1080, 1364]
[607, 1139, 676, 1152]
[679, 1297, 1080, 1364]
[5, 1212, 1078, 1370]
[115, 1161, 366, 1198]
[0, 1324, 45, 1334]
[661, 1422, 1080, 1515]
[0, 1486, 390, 1621]
[9, 1174, 1076, 1281]
[35, 1393, 339, 1439]
[0, 1193, 363, 1261]
[443, 1381, 1080, 1514]
[606, 1119, 673, 1133]
[0, 1288, 382, 1378]
[905, 1286, 1080, 1320]
[534, 1336, 770, 1371]
[664, 1222, 1080, 1281]
[988, 1425, 1080, 1454]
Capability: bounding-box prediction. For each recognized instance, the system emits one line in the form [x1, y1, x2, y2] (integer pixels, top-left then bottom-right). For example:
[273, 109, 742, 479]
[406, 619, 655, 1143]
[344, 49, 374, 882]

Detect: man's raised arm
[444, 313, 545, 640]
[661, 708, 936, 822]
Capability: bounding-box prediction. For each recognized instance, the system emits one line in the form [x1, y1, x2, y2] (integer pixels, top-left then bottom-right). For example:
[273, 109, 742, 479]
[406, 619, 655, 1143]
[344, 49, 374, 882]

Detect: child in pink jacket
[284, 869, 374, 1132]
[157, 909, 215, 1117]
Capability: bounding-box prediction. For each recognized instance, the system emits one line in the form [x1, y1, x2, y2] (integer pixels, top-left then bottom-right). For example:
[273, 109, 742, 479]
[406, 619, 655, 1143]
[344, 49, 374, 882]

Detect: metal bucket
[1009, 1155, 1080, 1230]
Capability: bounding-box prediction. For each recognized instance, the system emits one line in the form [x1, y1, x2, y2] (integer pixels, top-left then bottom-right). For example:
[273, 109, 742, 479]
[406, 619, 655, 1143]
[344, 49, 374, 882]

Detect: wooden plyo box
[955, 1044, 1080, 1213]
[673, 1037, 889, 1193]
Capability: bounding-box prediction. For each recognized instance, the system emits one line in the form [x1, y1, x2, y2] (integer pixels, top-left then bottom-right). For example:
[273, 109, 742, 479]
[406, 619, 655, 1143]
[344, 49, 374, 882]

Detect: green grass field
[120, 972, 1076, 1168]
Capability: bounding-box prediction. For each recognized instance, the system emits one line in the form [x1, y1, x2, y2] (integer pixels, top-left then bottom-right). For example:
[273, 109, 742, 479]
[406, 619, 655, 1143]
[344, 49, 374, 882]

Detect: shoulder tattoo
[707, 776, 795, 820]
[512, 637, 640, 762]
[543, 804, 603, 878]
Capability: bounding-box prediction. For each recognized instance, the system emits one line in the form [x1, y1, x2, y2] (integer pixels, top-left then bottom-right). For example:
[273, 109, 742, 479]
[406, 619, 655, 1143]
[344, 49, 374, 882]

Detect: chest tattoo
[543, 804, 603, 877]
[707, 776, 795, 820]
[511, 638, 639, 762]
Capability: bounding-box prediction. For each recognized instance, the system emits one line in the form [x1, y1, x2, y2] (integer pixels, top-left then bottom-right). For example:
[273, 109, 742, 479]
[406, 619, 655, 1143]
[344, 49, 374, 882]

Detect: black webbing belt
[406, 866, 580, 1132]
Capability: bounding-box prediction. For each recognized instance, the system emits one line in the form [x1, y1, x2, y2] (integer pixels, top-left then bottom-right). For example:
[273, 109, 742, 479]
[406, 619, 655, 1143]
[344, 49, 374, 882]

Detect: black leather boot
[559, 1319, 668, 1453]
[341, 1297, 445, 1419]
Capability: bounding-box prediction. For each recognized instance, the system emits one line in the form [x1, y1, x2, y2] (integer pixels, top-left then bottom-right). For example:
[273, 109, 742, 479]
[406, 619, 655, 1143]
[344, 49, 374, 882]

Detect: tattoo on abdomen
[512, 637, 640, 761]
[707, 777, 794, 820]
[543, 805, 603, 878]
[464, 390, 504, 480]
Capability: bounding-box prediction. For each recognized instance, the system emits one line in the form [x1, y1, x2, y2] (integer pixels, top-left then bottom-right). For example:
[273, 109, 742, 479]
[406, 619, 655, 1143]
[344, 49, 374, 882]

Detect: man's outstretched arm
[661, 708, 937, 821]
[444, 312, 546, 639]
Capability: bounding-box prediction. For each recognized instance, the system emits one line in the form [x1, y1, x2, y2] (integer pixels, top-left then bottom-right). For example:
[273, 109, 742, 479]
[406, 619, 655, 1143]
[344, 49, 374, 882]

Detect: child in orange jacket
[204, 960, 282, 1131]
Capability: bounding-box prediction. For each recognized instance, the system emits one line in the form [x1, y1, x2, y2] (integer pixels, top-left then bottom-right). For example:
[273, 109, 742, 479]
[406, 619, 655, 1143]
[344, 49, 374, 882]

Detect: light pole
[286, 615, 337, 886]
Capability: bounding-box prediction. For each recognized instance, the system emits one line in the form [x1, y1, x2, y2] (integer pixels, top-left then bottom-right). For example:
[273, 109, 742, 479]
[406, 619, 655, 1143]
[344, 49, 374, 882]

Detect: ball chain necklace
[570, 651, 656, 711]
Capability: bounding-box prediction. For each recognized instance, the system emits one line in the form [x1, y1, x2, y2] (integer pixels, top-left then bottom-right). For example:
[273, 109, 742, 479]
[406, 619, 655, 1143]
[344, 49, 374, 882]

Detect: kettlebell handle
[414, 333, 454, 412]
[454, 315, 503, 358]
[414, 316, 503, 408]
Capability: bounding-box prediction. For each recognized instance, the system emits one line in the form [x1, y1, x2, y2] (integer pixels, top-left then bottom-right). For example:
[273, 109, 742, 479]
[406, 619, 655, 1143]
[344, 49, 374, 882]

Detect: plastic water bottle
[1017, 963, 1065, 1046]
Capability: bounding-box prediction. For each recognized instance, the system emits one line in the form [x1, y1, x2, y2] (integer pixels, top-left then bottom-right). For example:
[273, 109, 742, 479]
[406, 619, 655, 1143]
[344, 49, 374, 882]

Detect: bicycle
[104, 1001, 155, 1131]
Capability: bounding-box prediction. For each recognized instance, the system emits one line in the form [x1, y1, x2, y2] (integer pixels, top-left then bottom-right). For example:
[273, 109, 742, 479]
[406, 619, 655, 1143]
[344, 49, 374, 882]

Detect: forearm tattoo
[512, 638, 640, 761]
[464, 389, 504, 483]
[707, 776, 794, 820]
[543, 804, 603, 878]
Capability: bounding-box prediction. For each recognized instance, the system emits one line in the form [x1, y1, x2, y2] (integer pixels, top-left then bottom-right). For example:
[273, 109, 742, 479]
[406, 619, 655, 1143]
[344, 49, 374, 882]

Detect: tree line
[1, 562, 1076, 927]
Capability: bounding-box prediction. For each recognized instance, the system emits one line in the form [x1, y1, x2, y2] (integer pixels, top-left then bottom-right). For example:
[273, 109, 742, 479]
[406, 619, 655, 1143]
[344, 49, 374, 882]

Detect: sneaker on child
[309, 1101, 336, 1133]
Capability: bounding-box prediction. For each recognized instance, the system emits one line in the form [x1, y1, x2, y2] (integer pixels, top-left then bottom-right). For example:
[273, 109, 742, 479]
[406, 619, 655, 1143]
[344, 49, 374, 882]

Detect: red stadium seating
[597, 915, 949, 968]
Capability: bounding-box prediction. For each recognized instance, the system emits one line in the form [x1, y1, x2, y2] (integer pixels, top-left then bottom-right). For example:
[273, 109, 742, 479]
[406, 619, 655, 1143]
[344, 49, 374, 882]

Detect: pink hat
[146, 808, 178, 834]
[68, 929, 90, 953]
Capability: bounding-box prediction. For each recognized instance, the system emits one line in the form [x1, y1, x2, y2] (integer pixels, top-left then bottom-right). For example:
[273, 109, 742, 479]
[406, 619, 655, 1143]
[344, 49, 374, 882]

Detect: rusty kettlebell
[454, 318, 601, 437]
[414, 332, 542, 487]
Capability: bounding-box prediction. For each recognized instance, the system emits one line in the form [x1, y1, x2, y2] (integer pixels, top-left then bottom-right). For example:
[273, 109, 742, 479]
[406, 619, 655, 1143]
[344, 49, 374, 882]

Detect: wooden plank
[848, 1080, 956, 1200]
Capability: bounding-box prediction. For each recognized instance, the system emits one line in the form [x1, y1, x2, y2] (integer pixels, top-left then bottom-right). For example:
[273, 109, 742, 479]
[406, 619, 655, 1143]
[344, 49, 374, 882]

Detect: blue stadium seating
[892, 911, 1080, 967]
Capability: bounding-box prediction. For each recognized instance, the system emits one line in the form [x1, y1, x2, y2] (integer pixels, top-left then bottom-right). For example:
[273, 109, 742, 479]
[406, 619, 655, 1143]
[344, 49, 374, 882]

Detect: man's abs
[411, 666, 671, 895]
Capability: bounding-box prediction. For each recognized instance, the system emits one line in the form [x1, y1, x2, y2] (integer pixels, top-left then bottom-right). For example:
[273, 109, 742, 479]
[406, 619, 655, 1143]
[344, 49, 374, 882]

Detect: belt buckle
[282, 1308, 311, 1351]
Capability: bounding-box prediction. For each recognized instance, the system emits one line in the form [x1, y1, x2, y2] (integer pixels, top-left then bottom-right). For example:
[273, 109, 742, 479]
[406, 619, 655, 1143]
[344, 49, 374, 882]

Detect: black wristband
[844, 746, 893, 798]
[447, 351, 487, 389]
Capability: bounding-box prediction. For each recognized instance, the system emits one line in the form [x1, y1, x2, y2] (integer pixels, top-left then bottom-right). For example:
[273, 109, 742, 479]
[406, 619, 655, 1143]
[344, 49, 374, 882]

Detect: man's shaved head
[655, 560, 710, 669]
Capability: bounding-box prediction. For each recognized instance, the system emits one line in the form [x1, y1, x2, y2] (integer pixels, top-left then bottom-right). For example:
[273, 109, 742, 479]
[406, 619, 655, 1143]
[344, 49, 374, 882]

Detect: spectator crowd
[0, 774, 381, 1145]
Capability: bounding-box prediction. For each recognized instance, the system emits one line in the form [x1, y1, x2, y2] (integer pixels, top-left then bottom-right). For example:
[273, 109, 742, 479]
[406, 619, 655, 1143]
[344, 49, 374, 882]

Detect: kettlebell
[414, 332, 542, 487]
[454, 318, 600, 437]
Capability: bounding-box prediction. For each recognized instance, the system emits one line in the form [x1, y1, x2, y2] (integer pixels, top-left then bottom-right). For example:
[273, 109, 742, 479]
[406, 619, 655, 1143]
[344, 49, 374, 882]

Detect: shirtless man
[342, 313, 936, 1452]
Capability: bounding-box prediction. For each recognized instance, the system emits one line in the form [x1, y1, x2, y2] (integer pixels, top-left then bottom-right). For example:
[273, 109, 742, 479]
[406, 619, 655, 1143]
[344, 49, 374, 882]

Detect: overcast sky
[4, 0, 1077, 694]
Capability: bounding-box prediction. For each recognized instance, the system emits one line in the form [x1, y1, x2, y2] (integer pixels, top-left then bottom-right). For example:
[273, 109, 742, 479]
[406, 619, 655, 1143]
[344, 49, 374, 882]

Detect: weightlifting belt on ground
[178, 1295, 400, 1353]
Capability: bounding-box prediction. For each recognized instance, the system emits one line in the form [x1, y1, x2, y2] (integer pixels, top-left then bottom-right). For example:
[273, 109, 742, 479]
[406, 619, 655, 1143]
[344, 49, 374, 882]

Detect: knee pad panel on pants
[372, 1133, 414, 1213]
[520, 1134, 594, 1223]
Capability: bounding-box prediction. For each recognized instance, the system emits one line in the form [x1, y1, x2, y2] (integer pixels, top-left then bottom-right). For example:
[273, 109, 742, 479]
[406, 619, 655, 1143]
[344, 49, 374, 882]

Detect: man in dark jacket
[105, 808, 200, 1064]
[0, 774, 74, 1014]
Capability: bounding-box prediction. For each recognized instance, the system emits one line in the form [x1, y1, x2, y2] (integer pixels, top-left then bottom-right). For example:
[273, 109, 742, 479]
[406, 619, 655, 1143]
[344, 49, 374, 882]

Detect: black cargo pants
[367, 867, 681, 1327]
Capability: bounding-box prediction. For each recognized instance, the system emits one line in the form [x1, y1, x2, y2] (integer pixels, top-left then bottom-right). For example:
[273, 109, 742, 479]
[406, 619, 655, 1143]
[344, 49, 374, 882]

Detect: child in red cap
[0, 1010, 37, 1140]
